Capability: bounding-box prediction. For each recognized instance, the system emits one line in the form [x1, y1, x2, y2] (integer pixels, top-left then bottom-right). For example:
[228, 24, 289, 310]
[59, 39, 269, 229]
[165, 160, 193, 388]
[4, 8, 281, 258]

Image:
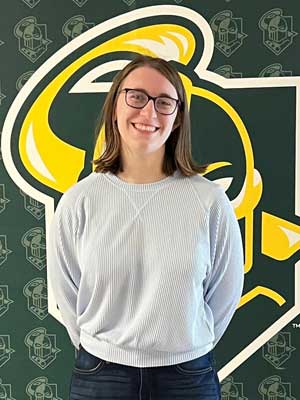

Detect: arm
[47, 196, 81, 349]
[204, 186, 244, 346]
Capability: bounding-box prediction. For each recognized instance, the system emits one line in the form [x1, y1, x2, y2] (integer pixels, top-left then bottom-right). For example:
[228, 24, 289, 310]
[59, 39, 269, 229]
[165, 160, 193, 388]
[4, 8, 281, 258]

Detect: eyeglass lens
[125, 90, 177, 115]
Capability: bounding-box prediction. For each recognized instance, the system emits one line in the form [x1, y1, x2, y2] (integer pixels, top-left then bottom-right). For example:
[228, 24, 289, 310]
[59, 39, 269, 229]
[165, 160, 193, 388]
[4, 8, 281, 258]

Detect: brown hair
[92, 54, 208, 176]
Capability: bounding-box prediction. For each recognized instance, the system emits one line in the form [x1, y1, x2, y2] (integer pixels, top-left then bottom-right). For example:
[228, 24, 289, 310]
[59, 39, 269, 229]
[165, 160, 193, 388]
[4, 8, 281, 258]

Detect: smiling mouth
[132, 123, 159, 133]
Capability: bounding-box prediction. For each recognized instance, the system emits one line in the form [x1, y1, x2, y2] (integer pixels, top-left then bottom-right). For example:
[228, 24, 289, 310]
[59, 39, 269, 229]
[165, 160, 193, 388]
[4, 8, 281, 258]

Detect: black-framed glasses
[120, 88, 180, 115]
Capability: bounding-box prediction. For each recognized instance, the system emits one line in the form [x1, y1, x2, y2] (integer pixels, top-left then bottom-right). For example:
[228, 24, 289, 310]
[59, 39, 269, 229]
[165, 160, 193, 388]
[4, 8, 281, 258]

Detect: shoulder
[53, 172, 107, 230]
[187, 173, 223, 194]
[188, 175, 237, 227]
[185, 176, 240, 240]
[185, 173, 227, 210]
[56, 172, 103, 212]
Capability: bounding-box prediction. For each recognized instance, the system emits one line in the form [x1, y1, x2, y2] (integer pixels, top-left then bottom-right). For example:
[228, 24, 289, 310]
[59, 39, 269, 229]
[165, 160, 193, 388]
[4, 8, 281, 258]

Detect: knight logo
[20, 189, 45, 220]
[16, 71, 35, 92]
[26, 377, 62, 400]
[0, 335, 15, 368]
[210, 10, 247, 57]
[14, 16, 52, 63]
[22, 0, 41, 8]
[0, 235, 12, 268]
[262, 331, 295, 369]
[259, 63, 292, 78]
[258, 376, 295, 400]
[23, 278, 48, 320]
[259, 9, 298, 56]
[21, 227, 47, 270]
[0, 378, 15, 400]
[221, 376, 248, 400]
[24, 327, 60, 369]
[72, 0, 89, 7]
[0, 81, 6, 105]
[214, 65, 242, 79]
[62, 15, 95, 43]
[0, 184, 10, 214]
[123, 0, 136, 6]
[0, 286, 13, 317]
[1, 5, 300, 380]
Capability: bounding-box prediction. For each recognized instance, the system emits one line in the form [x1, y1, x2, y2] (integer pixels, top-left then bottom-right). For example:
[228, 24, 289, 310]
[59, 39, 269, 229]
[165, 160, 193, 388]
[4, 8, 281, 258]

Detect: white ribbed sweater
[47, 170, 244, 368]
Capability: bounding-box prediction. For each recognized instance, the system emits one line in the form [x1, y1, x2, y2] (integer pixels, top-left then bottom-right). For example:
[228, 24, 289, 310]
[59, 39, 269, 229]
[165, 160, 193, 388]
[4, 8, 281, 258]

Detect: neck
[117, 147, 167, 184]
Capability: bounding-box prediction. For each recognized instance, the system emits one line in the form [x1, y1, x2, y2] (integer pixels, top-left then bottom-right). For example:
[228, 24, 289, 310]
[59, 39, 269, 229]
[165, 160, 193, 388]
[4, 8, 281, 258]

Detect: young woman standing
[48, 55, 244, 400]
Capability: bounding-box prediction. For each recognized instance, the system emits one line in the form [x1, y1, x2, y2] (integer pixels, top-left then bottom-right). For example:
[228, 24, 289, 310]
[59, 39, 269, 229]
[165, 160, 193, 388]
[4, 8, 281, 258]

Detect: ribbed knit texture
[47, 170, 244, 368]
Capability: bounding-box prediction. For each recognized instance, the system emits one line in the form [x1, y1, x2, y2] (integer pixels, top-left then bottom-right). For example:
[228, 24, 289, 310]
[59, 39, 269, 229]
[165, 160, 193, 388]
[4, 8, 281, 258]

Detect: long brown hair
[93, 55, 208, 176]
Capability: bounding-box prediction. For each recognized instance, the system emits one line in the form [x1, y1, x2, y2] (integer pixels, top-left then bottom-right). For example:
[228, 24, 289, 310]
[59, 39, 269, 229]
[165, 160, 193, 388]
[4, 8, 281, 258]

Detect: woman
[48, 54, 244, 400]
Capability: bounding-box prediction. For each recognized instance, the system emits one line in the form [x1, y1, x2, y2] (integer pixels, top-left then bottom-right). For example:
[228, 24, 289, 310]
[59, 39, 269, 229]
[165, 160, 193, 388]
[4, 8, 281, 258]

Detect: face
[114, 66, 179, 157]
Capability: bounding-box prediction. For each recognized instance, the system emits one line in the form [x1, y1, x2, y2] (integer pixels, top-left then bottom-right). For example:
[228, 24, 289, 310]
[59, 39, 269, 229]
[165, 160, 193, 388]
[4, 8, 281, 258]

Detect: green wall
[0, 0, 299, 398]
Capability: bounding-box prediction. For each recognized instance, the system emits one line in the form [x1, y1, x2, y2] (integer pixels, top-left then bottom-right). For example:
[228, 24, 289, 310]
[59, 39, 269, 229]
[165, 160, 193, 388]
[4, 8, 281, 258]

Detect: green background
[0, 0, 300, 398]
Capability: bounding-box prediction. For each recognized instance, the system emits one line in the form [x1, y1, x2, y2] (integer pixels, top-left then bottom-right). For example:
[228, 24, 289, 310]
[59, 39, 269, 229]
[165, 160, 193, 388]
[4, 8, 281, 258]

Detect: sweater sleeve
[204, 186, 244, 346]
[47, 195, 81, 349]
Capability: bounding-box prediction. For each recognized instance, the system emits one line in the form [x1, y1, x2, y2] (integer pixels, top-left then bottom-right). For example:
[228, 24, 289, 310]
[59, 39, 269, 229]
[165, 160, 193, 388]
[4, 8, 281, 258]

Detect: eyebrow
[130, 87, 176, 99]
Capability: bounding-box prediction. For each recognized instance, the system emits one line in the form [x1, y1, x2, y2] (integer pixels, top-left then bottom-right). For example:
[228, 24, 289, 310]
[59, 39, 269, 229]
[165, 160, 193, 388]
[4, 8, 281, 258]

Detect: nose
[140, 99, 158, 117]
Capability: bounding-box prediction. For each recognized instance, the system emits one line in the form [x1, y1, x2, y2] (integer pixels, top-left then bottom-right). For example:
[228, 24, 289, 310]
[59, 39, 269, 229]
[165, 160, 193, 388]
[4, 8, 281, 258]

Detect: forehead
[120, 66, 177, 97]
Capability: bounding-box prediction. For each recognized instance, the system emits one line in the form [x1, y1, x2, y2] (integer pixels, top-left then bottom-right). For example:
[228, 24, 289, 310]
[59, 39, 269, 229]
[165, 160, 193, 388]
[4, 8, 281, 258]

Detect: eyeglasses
[120, 88, 180, 115]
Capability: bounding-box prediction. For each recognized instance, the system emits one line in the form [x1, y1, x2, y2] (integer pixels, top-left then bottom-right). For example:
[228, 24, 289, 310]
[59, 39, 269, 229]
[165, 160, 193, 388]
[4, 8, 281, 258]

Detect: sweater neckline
[102, 170, 180, 191]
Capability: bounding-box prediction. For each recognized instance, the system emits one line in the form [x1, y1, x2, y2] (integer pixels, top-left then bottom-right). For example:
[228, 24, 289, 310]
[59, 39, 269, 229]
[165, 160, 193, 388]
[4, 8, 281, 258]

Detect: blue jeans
[69, 344, 221, 399]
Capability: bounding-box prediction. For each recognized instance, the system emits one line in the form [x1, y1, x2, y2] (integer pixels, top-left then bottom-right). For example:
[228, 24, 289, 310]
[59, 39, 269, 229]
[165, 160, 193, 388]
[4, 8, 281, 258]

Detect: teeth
[134, 123, 157, 132]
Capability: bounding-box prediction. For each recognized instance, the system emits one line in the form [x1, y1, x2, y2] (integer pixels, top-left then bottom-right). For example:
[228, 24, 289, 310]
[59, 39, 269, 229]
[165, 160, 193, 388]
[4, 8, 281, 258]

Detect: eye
[128, 91, 146, 101]
[156, 97, 175, 109]
[159, 98, 171, 105]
